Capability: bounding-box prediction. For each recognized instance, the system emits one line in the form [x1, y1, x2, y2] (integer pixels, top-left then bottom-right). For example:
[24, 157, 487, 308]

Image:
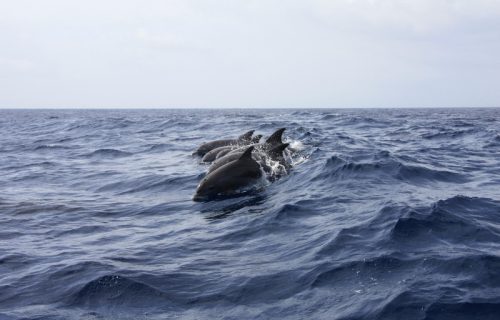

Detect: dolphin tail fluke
[265, 128, 286, 145]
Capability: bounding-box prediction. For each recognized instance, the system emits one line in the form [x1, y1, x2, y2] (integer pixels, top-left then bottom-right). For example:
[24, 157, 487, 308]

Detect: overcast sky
[1, 0, 500, 108]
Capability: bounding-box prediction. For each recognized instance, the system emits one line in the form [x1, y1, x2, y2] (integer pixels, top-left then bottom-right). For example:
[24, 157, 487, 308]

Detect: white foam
[288, 140, 305, 151]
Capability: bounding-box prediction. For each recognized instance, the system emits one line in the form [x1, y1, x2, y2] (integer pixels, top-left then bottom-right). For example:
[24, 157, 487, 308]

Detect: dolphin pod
[194, 130, 254, 156]
[193, 128, 291, 201]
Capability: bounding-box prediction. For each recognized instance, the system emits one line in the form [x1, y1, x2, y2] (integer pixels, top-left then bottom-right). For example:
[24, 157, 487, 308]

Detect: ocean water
[1, 108, 500, 320]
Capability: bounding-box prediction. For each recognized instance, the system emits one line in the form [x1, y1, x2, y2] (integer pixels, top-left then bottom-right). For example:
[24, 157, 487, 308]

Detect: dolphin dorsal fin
[238, 130, 255, 141]
[265, 128, 285, 145]
[238, 146, 254, 160]
[269, 143, 289, 156]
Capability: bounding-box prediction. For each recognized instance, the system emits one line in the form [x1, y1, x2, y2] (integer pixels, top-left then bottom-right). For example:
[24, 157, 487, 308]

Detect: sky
[1, 0, 500, 108]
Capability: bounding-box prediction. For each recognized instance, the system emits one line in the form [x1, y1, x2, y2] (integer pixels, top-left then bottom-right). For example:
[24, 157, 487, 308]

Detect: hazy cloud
[1, 0, 499, 107]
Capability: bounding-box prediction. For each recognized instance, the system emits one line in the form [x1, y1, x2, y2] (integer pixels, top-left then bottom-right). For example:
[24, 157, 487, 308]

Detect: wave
[320, 114, 337, 120]
[484, 134, 500, 148]
[310, 252, 500, 318]
[84, 148, 133, 158]
[390, 196, 500, 244]
[337, 116, 394, 128]
[33, 145, 74, 151]
[311, 254, 411, 288]
[142, 143, 173, 153]
[318, 155, 468, 185]
[1, 201, 80, 216]
[69, 275, 173, 308]
[325, 195, 498, 243]
[421, 128, 479, 139]
[377, 290, 500, 320]
[1, 161, 57, 171]
[96, 174, 197, 194]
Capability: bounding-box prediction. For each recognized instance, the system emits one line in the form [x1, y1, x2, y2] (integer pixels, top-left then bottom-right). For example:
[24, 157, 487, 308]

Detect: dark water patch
[320, 114, 338, 120]
[81, 170, 121, 180]
[291, 111, 312, 116]
[338, 116, 394, 128]
[451, 120, 476, 127]
[484, 134, 500, 148]
[1, 202, 81, 216]
[32, 145, 74, 151]
[273, 202, 319, 220]
[0, 161, 58, 171]
[201, 195, 268, 220]
[426, 302, 500, 320]
[0, 253, 38, 272]
[55, 225, 111, 237]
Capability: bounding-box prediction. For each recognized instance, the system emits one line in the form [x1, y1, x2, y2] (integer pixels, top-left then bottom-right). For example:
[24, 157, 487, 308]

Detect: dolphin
[201, 134, 262, 162]
[201, 146, 236, 163]
[208, 134, 263, 160]
[194, 130, 254, 156]
[193, 146, 262, 201]
[215, 147, 233, 160]
[208, 128, 286, 172]
[208, 142, 289, 174]
[225, 128, 285, 156]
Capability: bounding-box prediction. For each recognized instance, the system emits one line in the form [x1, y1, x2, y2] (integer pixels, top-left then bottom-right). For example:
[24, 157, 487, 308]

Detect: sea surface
[1, 108, 500, 320]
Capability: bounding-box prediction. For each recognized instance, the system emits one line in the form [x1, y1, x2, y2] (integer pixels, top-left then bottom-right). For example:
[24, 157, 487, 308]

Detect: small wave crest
[84, 149, 133, 158]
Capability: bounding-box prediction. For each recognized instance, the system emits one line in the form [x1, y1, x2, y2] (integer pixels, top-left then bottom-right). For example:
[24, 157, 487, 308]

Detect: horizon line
[1, 106, 499, 110]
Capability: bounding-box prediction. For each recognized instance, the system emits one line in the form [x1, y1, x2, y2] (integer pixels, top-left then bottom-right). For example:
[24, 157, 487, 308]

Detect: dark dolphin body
[208, 142, 289, 173]
[208, 128, 287, 173]
[201, 134, 263, 163]
[208, 149, 257, 173]
[266, 143, 290, 167]
[226, 128, 285, 155]
[194, 130, 254, 156]
[193, 146, 262, 201]
[215, 148, 233, 160]
[201, 146, 235, 163]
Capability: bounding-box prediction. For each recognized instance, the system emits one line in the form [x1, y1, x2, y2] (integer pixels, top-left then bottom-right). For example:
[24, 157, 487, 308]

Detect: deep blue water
[1, 108, 500, 320]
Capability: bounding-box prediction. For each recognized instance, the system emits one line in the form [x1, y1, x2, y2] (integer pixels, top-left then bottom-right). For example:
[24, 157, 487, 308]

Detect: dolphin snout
[192, 194, 203, 202]
[193, 190, 209, 202]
